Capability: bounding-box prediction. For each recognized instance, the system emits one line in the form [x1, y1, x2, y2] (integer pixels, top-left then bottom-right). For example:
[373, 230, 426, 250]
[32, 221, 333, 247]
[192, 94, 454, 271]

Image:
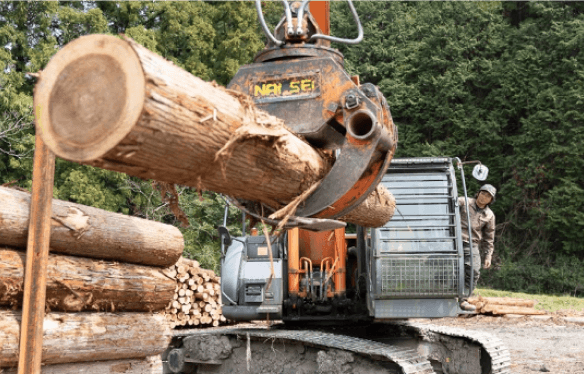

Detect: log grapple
[228, 1, 397, 227]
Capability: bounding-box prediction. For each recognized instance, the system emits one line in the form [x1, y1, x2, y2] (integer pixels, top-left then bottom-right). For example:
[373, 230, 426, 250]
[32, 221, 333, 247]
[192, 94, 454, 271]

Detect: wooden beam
[17, 134, 55, 374]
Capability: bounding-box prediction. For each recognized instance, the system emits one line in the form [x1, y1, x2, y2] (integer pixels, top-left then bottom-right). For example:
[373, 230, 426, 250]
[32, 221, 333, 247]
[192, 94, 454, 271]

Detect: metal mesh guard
[380, 257, 458, 297]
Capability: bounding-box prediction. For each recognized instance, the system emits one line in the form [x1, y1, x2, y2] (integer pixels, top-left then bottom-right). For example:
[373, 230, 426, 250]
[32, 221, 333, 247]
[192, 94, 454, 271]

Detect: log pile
[0, 186, 179, 368]
[163, 258, 226, 328]
[468, 296, 546, 316]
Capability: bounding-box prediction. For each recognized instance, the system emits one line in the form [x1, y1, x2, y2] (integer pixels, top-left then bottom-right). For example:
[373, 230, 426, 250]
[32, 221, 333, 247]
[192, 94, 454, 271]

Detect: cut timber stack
[468, 296, 546, 316]
[0, 186, 177, 369]
[163, 258, 226, 328]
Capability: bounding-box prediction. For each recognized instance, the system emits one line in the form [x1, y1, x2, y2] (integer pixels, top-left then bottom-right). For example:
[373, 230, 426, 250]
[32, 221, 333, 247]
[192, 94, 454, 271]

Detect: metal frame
[370, 157, 470, 307]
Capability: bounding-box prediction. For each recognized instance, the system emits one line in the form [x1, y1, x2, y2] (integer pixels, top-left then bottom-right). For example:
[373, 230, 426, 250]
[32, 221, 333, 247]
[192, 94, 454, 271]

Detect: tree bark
[0, 310, 171, 367]
[2, 356, 163, 374]
[34, 34, 394, 227]
[0, 247, 175, 313]
[0, 186, 183, 267]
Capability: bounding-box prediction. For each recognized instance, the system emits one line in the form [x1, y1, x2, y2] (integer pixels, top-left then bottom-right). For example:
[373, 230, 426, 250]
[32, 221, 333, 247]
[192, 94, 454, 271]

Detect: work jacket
[457, 197, 495, 258]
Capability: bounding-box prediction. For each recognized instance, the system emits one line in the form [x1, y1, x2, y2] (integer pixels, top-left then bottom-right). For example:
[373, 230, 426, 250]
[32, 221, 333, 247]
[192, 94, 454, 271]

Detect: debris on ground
[468, 296, 546, 316]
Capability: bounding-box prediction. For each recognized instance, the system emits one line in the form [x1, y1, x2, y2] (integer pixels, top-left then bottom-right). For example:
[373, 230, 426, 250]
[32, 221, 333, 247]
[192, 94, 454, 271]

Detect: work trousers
[463, 243, 481, 299]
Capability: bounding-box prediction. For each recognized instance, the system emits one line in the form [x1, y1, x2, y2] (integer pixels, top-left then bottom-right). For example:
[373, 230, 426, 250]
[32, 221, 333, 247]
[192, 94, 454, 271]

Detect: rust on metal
[18, 133, 56, 374]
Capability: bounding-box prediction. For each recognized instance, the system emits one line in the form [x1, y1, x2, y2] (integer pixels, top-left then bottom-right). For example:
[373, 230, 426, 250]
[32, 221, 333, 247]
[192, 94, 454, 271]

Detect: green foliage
[480, 254, 584, 298]
[333, 1, 584, 294]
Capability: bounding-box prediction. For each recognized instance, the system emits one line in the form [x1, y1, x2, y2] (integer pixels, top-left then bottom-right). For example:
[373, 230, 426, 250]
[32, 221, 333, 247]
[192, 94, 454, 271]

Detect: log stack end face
[34, 34, 145, 162]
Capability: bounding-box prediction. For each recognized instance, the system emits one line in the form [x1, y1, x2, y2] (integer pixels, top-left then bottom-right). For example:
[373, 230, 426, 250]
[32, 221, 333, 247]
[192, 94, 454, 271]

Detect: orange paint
[333, 227, 346, 296]
[287, 227, 300, 296]
[310, 1, 330, 36]
[297, 228, 347, 298]
[298, 229, 337, 266]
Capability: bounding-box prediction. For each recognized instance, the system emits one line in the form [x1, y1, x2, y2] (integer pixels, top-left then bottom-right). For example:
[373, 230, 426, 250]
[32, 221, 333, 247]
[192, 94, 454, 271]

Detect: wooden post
[18, 134, 55, 374]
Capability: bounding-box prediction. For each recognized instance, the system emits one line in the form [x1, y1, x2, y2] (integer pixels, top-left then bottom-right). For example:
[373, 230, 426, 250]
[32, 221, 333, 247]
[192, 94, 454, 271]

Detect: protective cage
[377, 255, 459, 298]
[371, 157, 465, 301]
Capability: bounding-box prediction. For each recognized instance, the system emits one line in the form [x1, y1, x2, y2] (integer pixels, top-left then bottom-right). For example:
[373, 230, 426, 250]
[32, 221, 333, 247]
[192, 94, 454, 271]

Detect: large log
[34, 34, 395, 227]
[2, 356, 163, 374]
[0, 247, 175, 312]
[0, 310, 171, 367]
[0, 186, 183, 267]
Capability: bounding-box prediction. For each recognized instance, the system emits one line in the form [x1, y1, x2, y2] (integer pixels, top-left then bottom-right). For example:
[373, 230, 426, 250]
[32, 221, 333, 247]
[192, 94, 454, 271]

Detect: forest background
[1, 1, 582, 297]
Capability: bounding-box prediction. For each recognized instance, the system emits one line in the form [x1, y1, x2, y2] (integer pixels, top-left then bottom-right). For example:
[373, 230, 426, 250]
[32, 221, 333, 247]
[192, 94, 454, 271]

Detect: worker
[458, 184, 496, 312]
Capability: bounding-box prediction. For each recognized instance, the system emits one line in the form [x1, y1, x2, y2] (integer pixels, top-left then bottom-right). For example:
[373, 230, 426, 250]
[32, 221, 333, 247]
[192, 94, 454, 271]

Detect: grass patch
[475, 288, 584, 313]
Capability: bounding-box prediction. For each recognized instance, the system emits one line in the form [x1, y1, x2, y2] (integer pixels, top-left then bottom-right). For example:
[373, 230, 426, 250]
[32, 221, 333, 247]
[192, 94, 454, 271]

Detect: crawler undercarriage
[164, 321, 510, 374]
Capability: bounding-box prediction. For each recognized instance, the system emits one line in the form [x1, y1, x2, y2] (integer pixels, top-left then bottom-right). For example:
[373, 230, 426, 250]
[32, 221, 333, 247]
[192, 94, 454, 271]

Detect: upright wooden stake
[18, 133, 55, 374]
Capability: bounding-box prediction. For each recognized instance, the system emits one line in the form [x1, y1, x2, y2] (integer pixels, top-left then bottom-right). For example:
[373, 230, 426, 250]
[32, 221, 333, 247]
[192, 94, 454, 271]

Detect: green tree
[333, 1, 584, 295]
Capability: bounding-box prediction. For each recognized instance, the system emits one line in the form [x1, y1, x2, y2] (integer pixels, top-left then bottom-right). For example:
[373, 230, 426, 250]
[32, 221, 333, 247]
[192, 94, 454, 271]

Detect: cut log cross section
[34, 34, 395, 227]
[164, 258, 225, 328]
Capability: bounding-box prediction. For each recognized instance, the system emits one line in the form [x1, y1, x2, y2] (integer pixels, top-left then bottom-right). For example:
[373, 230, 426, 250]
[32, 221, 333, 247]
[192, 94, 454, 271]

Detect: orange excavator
[164, 2, 511, 373]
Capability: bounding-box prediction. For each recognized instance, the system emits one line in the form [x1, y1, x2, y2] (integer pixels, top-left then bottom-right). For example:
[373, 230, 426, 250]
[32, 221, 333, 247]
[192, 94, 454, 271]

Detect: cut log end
[35, 34, 145, 162]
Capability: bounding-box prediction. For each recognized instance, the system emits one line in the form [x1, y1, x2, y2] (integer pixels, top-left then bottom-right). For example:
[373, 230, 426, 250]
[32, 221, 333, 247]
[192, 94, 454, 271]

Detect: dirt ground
[429, 311, 584, 374]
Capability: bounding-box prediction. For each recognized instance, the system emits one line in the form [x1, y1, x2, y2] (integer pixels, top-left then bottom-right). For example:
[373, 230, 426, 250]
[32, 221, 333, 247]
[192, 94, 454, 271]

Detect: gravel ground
[429, 312, 584, 373]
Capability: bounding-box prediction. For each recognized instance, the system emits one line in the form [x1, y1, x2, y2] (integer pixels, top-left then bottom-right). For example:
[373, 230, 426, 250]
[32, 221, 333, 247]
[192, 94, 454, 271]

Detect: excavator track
[171, 321, 510, 374]
[400, 321, 511, 374]
[174, 325, 435, 374]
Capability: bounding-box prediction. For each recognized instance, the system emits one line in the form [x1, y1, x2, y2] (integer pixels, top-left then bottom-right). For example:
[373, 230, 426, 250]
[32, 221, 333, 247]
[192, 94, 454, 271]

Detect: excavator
[163, 2, 510, 373]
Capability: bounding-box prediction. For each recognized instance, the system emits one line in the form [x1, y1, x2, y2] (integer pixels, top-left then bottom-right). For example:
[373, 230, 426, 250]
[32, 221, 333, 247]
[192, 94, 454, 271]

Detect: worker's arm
[481, 213, 495, 268]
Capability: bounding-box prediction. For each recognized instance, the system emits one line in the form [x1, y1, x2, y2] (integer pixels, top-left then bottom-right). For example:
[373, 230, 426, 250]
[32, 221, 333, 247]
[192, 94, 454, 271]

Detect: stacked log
[2, 356, 163, 374]
[0, 247, 175, 312]
[0, 311, 170, 367]
[0, 186, 178, 368]
[0, 187, 183, 267]
[468, 296, 546, 316]
[163, 258, 226, 328]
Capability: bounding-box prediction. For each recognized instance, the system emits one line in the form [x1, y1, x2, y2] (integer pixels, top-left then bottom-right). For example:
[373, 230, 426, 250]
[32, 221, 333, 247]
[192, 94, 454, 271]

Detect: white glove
[484, 256, 492, 269]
